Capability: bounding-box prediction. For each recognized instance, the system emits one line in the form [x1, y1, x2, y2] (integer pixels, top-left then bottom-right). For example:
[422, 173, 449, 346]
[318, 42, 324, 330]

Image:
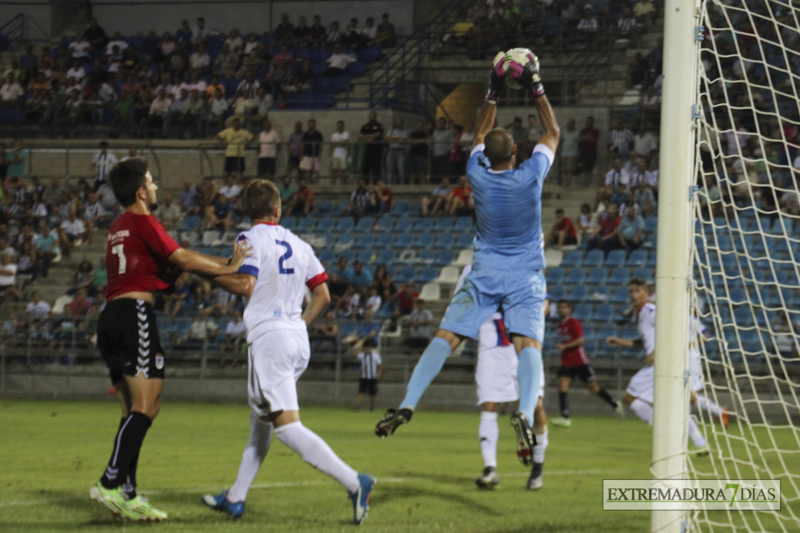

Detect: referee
[89, 158, 250, 522]
[353, 338, 382, 412]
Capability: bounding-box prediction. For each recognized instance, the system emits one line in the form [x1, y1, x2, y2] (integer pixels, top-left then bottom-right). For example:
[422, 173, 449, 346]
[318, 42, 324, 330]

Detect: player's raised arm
[473, 52, 506, 148]
[517, 53, 560, 153]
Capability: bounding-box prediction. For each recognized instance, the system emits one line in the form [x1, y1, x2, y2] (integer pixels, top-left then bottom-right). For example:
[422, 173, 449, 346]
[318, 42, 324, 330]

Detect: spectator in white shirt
[330, 120, 350, 184]
[193, 17, 209, 44]
[189, 43, 210, 74]
[560, 118, 580, 188]
[361, 18, 378, 42]
[244, 34, 263, 56]
[249, 86, 272, 128]
[219, 175, 242, 201]
[633, 122, 657, 159]
[27, 291, 52, 320]
[83, 193, 106, 244]
[221, 311, 246, 364]
[66, 60, 86, 84]
[605, 158, 630, 190]
[105, 32, 129, 55]
[321, 45, 355, 77]
[157, 194, 182, 230]
[59, 205, 87, 258]
[91, 141, 118, 191]
[577, 6, 599, 43]
[183, 307, 218, 346]
[386, 118, 409, 184]
[224, 28, 244, 55]
[69, 35, 92, 60]
[257, 120, 280, 179]
[793, 154, 800, 172]
[0, 254, 20, 300]
[0, 73, 24, 107]
[209, 88, 229, 130]
[644, 158, 659, 190]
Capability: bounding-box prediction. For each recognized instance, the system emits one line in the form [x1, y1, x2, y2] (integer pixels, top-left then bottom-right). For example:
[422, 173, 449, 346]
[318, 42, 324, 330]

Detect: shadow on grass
[373, 484, 500, 516]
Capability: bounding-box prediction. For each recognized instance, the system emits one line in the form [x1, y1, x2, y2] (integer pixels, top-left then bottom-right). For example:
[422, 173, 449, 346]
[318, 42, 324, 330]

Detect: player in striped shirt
[353, 338, 382, 412]
[551, 300, 621, 428]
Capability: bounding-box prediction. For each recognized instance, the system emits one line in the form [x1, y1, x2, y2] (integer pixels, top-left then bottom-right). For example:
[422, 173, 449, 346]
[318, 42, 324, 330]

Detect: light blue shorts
[440, 268, 546, 342]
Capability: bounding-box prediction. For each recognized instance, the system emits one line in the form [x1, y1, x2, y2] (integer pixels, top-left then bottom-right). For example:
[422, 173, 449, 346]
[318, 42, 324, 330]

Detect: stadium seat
[455, 234, 474, 248]
[339, 249, 355, 263]
[611, 286, 629, 303]
[376, 233, 394, 248]
[585, 250, 604, 266]
[418, 267, 439, 284]
[337, 233, 354, 247]
[566, 268, 586, 284]
[569, 285, 590, 301]
[281, 217, 297, 231]
[433, 234, 455, 249]
[375, 217, 393, 231]
[435, 249, 455, 266]
[627, 249, 648, 266]
[376, 249, 395, 264]
[376, 302, 394, 319]
[297, 218, 316, 232]
[416, 249, 434, 264]
[591, 304, 615, 322]
[644, 217, 658, 233]
[587, 267, 608, 284]
[546, 267, 565, 283]
[589, 286, 610, 301]
[549, 286, 567, 301]
[201, 247, 218, 256]
[392, 201, 411, 216]
[572, 303, 592, 320]
[605, 249, 627, 266]
[319, 249, 336, 263]
[355, 217, 375, 232]
[354, 234, 374, 249]
[396, 266, 417, 283]
[320, 233, 336, 248]
[455, 249, 473, 266]
[633, 268, 652, 280]
[646, 252, 657, 267]
[179, 215, 202, 232]
[436, 266, 461, 283]
[395, 233, 414, 248]
[202, 230, 221, 246]
[561, 250, 583, 267]
[455, 217, 474, 233]
[357, 249, 374, 264]
[316, 217, 335, 233]
[414, 218, 433, 232]
[395, 218, 414, 232]
[609, 268, 630, 285]
[419, 283, 441, 301]
[180, 231, 198, 245]
[414, 233, 435, 248]
[316, 201, 334, 215]
[433, 217, 454, 232]
[335, 218, 355, 232]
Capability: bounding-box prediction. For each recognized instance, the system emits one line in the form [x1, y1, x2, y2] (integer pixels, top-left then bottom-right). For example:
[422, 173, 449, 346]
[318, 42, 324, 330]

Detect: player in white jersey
[201, 180, 375, 524]
[688, 313, 729, 427]
[607, 278, 709, 453]
[456, 266, 549, 491]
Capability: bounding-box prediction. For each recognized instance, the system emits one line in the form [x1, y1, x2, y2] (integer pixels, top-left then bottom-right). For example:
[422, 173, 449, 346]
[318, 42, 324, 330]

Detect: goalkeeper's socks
[629, 399, 653, 425]
[228, 412, 274, 502]
[688, 418, 708, 448]
[479, 411, 499, 468]
[517, 347, 543, 423]
[597, 388, 618, 409]
[558, 392, 569, 418]
[696, 395, 724, 418]
[400, 337, 452, 410]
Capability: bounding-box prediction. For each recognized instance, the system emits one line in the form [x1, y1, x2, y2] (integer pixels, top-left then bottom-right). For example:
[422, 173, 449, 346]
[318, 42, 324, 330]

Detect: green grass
[0, 399, 785, 533]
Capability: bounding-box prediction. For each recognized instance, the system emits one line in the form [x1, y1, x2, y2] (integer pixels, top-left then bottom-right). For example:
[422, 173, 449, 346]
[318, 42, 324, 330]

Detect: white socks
[479, 411, 499, 468]
[274, 421, 360, 494]
[696, 395, 724, 418]
[688, 417, 708, 448]
[228, 412, 273, 502]
[630, 399, 654, 425]
[533, 429, 548, 464]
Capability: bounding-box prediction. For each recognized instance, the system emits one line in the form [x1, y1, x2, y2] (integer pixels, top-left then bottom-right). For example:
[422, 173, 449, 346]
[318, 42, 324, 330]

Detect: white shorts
[299, 156, 320, 172]
[475, 345, 545, 405]
[331, 156, 347, 170]
[247, 328, 310, 416]
[689, 349, 704, 392]
[626, 365, 654, 404]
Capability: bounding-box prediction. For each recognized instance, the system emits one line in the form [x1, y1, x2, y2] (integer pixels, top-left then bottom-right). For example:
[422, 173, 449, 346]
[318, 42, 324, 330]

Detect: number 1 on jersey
[112, 244, 126, 274]
[276, 240, 294, 274]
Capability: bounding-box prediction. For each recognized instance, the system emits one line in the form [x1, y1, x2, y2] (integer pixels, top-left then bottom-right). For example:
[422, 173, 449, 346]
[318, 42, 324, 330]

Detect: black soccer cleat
[510, 411, 537, 466]
[374, 408, 413, 438]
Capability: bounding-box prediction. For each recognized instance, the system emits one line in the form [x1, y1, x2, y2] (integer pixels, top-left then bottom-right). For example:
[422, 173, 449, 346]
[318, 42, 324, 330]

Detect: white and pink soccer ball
[492, 48, 539, 90]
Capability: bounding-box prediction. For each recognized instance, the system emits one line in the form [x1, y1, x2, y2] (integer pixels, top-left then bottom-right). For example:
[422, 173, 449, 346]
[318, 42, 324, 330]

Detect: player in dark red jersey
[90, 158, 250, 521]
[551, 300, 622, 428]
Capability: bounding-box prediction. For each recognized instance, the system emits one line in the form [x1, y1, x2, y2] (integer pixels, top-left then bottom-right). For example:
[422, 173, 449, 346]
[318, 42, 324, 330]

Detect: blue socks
[517, 347, 543, 423]
[400, 337, 452, 409]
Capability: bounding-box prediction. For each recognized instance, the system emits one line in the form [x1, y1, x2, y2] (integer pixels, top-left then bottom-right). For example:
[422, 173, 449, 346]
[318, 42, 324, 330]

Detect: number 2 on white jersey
[112, 244, 126, 274]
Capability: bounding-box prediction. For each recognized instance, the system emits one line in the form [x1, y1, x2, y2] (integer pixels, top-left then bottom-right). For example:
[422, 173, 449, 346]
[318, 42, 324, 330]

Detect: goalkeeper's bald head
[484, 128, 517, 169]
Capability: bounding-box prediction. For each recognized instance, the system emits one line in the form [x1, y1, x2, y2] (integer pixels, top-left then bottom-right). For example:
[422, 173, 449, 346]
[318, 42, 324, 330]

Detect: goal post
[651, 0, 699, 530]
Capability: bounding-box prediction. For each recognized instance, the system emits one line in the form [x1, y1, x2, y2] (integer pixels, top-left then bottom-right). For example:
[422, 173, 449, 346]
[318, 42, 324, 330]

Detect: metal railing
[0, 13, 24, 47]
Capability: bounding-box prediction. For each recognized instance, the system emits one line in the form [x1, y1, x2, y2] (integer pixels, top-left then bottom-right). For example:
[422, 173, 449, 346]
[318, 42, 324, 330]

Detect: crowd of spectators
[0, 12, 396, 137]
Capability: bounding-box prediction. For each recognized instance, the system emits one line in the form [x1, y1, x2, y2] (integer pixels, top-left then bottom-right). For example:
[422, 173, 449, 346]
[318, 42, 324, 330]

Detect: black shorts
[557, 364, 596, 383]
[288, 155, 300, 167]
[358, 378, 378, 396]
[258, 157, 276, 176]
[577, 152, 597, 172]
[224, 156, 245, 173]
[97, 298, 165, 384]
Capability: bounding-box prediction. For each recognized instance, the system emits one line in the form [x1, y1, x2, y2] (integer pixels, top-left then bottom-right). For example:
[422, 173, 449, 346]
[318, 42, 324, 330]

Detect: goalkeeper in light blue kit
[376, 50, 560, 465]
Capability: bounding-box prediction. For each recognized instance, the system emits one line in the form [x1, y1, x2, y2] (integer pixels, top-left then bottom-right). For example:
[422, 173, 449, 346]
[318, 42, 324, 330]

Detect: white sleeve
[640, 306, 656, 355]
[470, 144, 485, 157]
[236, 231, 261, 278]
[532, 144, 555, 167]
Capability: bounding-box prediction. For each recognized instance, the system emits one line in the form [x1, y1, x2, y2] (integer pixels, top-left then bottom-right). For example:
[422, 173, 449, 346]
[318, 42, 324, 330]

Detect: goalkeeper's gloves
[486, 51, 506, 104]
[518, 56, 545, 100]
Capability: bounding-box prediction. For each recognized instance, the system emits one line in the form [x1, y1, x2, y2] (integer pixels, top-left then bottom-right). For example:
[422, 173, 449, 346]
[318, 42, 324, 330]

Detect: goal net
[690, 0, 800, 529]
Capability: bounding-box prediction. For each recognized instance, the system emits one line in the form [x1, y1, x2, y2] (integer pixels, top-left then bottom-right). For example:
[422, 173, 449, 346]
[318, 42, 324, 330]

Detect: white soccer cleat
[615, 402, 625, 418]
[475, 467, 500, 490]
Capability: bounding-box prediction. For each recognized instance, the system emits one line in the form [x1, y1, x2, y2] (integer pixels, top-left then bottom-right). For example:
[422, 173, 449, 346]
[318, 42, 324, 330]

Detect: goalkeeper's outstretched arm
[534, 95, 560, 154]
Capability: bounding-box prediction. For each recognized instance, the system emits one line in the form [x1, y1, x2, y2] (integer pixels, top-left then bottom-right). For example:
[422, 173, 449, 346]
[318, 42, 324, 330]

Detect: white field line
[0, 469, 634, 508]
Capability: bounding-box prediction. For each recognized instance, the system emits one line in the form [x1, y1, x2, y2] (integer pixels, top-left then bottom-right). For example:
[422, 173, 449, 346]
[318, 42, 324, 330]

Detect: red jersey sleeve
[568, 318, 584, 340]
[142, 216, 181, 259]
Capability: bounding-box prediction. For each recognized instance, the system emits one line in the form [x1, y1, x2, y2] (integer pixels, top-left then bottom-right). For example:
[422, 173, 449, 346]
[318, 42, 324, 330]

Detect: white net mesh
[691, 0, 800, 529]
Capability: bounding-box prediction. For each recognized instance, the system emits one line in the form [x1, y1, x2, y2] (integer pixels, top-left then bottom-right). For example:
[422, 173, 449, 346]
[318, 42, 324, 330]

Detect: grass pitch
[0, 399, 669, 532]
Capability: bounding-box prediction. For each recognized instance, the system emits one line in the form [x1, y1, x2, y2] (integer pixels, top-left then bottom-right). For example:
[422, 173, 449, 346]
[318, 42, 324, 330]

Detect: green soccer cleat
[127, 495, 168, 522]
[89, 482, 138, 521]
[551, 417, 572, 428]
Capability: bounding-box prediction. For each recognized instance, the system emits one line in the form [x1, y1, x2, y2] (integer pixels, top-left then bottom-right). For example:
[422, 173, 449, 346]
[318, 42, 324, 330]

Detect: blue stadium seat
[646, 252, 657, 267]
[587, 267, 608, 284]
[316, 217, 335, 233]
[549, 286, 567, 301]
[316, 201, 334, 215]
[561, 250, 583, 267]
[280, 216, 297, 230]
[335, 218, 355, 232]
[546, 267, 565, 284]
[434, 217, 454, 232]
[627, 249, 648, 266]
[584, 250, 604, 266]
[335, 201, 349, 215]
[355, 217, 375, 232]
[418, 249, 436, 263]
[392, 201, 411, 217]
[376, 302, 394, 319]
[455, 217, 474, 233]
[605, 249, 627, 266]
[419, 267, 439, 284]
[569, 285, 590, 301]
[645, 232, 657, 249]
[644, 217, 658, 233]
[456, 234, 474, 248]
[376, 249, 395, 264]
[619, 326, 639, 340]
[376, 233, 394, 248]
[395, 233, 414, 248]
[297, 218, 316, 232]
[396, 266, 417, 283]
[414, 233, 435, 248]
[591, 304, 615, 322]
[179, 215, 202, 232]
[611, 286, 629, 303]
[357, 249, 374, 264]
[583, 340, 601, 357]
[597, 326, 618, 340]
[375, 217, 393, 231]
[633, 268, 652, 280]
[339, 249, 355, 263]
[201, 247, 218, 256]
[320, 233, 336, 248]
[566, 268, 586, 284]
[337, 233, 354, 247]
[589, 286, 610, 301]
[733, 306, 755, 327]
[572, 303, 593, 320]
[433, 234, 455, 249]
[354, 234, 375, 249]
[609, 268, 630, 285]
[395, 218, 414, 232]
[339, 321, 358, 336]
[435, 249, 455, 266]
[319, 249, 336, 263]
[414, 218, 433, 232]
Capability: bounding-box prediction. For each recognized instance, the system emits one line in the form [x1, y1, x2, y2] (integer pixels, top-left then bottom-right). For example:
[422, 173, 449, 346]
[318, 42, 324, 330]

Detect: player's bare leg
[476, 401, 501, 489]
[529, 397, 549, 490]
[510, 335, 543, 466]
[375, 329, 463, 438]
[553, 375, 573, 427]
